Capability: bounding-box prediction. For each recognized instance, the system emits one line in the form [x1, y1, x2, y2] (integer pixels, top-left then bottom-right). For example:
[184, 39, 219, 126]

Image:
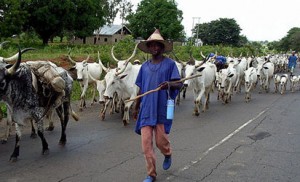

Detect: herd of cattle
[0, 42, 299, 162]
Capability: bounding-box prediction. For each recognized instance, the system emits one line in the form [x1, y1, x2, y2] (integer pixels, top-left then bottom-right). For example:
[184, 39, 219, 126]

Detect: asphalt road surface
[1, 69, 300, 182]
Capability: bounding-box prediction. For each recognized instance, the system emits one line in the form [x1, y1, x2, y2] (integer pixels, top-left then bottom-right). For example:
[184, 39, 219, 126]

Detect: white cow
[184, 61, 216, 115]
[219, 64, 238, 104]
[244, 67, 257, 102]
[102, 44, 139, 125]
[174, 60, 185, 105]
[279, 74, 289, 95]
[68, 52, 104, 111]
[290, 75, 300, 92]
[229, 57, 248, 93]
[94, 51, 111, 104]
[256, 61, 274, 93]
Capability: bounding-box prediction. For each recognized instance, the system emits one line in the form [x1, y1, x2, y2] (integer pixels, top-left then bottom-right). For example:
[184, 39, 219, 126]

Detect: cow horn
[98, 51, 109, 73]
[7, 48, 22, 75]
[67, 50, 77, 65]
[0, 41, 10, 49]
[88, 71, 99, 82]
[115, 44, 138, 76]
[111, 46, 119, 62]
[111, 43, 138, 63]
[3, 48, 35, 62]
[200, 51, 205, 59]
[84, 53, 90, 62]
[171, 51, 186, 66]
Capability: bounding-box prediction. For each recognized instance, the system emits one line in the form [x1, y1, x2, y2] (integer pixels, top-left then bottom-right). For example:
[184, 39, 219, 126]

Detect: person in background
[133, 29, 182, 182]
[288, 51, 298, 75]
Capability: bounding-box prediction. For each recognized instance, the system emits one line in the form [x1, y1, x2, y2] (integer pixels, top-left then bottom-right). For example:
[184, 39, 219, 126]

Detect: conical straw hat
[137, 29, 173, 54]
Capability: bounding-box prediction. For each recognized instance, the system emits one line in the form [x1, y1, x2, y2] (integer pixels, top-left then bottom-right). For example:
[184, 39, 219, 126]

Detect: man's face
[147, 41, 164, 56]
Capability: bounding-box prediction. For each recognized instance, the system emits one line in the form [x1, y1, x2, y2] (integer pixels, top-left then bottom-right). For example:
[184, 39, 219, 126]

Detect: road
[1, 71, 300, 182]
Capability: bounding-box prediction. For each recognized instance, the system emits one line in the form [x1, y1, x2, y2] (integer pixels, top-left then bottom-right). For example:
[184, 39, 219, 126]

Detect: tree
[0, 0, 28, 39]
[22, 0, 76, 45]
[277, 27, 300, 52]
[194, 18, 242, 46]
[127, 0, 184, 41]
[72, 0, 109, 42]
[106, 0, 133, 26]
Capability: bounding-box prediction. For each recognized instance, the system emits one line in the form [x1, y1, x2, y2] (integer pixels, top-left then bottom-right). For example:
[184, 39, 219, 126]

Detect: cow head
[103, 69, 125, 99]
[67, 51, 90, 81]
[0, 48, 22, 90]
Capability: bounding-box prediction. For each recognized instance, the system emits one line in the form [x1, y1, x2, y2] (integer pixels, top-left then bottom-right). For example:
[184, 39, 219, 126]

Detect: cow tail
[69, 105, 79, 121]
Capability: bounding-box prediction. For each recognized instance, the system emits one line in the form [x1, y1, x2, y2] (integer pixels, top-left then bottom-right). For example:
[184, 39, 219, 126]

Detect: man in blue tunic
[133, 29, 182, 182]
[288, 51, 298, 75]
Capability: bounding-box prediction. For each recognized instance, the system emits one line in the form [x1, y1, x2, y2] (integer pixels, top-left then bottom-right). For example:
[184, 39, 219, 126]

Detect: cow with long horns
[102, 44, 139, 125]
[68, 50, 104, 111]
[0, 49, 78, 161]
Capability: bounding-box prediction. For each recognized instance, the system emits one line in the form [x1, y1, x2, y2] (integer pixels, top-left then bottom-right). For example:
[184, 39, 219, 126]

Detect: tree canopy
[126, 0, 185, 41]
[194, 18, 243, 46]
[0, 0, 28, 38]
[277, 27, 300, 52]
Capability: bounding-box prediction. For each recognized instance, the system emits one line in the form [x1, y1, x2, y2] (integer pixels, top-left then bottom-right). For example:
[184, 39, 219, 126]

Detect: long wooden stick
[124, 74, 202, 103]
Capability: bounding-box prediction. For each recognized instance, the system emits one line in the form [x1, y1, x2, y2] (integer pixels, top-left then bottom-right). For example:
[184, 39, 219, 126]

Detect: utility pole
[192, 17, 201, 46]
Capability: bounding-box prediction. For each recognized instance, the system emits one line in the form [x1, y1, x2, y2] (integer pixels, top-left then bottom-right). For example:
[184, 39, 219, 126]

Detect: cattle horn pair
[171, 51, 186, 66]
[112, 44, 138, 76]
[6, 48, 22, 75]
[67, 50, 90, 64]
[2, 48, 35, 63]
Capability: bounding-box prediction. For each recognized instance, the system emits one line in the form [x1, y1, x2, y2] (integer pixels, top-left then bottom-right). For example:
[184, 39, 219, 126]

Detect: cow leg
[35, 119, 49, 155]
[91, 84, 97, 106]
[10, 123, 22, 161]
[30, 119, 37, 138]
[56, 104, 68, 145]
[193, 100, 199, 116]
[1, 118, 10, 144]
[100, 100, 110, 120]
[10, 133, 20, 162]
[45, 110, 54, 131]
[123, 101, 132, 126]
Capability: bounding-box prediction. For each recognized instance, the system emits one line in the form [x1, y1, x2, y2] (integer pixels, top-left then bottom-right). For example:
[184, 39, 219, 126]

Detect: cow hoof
[1, 139, 7, 144]
[9, 156, 18, 162]
[59, 139, 67, 146]
[42, 149, 50, 155]
[45, 126, 54, 131]
[100, 114, 105, 121]
[79, 107, 83, 112]
[123, 120, 129, 126]
[194, 112, 199, 116]
[30, 133, 37, 139]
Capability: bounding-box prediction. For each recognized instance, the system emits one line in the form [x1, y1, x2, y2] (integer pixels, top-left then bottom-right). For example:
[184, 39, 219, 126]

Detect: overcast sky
[115, 0, 300, 42]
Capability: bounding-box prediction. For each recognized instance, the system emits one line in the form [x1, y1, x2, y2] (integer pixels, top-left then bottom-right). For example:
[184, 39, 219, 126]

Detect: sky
[114, 0, 300, 42]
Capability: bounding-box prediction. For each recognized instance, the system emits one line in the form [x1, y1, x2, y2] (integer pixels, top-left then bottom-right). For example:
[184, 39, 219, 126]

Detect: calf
[279, 74, 289, 95]
[290, 75, 300, 92]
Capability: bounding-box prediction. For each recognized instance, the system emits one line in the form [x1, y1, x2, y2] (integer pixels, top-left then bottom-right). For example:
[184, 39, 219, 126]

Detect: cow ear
[119, 74, 128, 79]
[197, 67, 205, 72]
